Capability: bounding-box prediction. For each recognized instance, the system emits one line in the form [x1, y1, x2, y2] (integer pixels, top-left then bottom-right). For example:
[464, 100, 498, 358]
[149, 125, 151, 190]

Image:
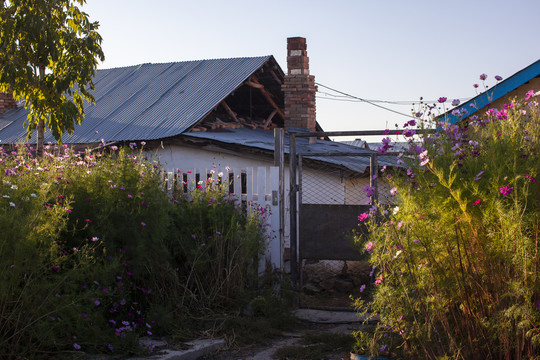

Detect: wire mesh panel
[288, 130, 399, 308]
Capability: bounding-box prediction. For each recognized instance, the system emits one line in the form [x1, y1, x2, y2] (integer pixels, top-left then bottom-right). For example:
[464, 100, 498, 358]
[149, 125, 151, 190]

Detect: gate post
[289, 133, 299, 298]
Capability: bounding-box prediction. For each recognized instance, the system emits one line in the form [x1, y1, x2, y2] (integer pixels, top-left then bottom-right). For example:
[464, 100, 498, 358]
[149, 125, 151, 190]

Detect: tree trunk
[36, 66, 46, 157]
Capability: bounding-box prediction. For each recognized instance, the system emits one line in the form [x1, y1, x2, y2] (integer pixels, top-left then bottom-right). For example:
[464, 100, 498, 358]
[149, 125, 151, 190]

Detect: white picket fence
[163, 166, 282, 272]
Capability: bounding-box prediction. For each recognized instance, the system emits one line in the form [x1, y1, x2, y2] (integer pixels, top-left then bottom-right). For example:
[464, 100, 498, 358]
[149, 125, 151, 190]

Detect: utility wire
[317, 91, 471, 105]
[315, 82, 472, 117]
[315, 82, 414, 118]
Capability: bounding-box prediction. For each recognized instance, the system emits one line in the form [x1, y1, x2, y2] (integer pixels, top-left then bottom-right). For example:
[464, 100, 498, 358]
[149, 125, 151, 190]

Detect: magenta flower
[495, 75, 503, 81]
[141, 222, 146, 227]
[358, 213, 370, 222]
[438, 97, 447, 103]
[375, 277, 382, 285]
[525, 90, 535, 100]
[473, 199, 482, 206]
[473, 83, 479, 88]
[403, 128, 416, 137]
[500, 185, 513, 197]
[525, 174, 536, 182]
[451, 99, 460, 107]
[479, 73, 487, 80]
[359, 284, 366, 293]
[365, 241, 375, 253]
[363, 185, 375, 197]
[73, 343, 81, 350]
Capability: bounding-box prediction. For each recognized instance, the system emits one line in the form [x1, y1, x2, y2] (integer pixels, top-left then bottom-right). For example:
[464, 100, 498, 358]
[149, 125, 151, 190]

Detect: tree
[0, 0, 104, 156]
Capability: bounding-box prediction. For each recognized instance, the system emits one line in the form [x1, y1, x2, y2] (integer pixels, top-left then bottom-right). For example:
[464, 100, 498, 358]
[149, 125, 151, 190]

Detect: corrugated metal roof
[184, 128, 398, 174]
[0, 56, 272, 144]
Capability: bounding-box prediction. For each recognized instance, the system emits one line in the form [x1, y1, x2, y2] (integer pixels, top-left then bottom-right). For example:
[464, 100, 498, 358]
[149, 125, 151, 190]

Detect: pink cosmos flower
[73, 343, 81, 350]
[500, 185, 513, 197]
[360, 284, 366, 293]
[495, 75, 503, 81]
[479, 73, 487, 80]
[375, 277, 382, 285]
[451, 99, 460, 107]
[438, 97, 447, 103]
[358, 213, 370, 222]
[365, 241, 375, 253]
[525, 90, 535, 101]
[473, 84, 479, 88]
[525, 174, 536, 182]
[473, 199, 482, 206]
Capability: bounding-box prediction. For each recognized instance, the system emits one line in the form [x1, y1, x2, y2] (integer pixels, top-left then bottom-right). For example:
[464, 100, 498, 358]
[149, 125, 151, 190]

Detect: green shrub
[0, 144, 268, 358]
[355, 92, 540, 359]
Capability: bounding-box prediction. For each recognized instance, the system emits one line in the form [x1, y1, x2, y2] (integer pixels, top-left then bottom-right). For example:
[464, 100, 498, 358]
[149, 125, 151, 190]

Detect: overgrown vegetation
[0, 144, 280, 358]
[354, 85, 540, 359]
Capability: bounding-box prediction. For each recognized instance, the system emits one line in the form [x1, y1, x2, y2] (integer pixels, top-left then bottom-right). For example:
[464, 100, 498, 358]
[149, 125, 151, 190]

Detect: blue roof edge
[442, 59, 540, 125]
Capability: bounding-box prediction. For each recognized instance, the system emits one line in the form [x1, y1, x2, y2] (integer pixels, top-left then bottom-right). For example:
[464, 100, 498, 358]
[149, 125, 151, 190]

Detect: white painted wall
[150, 143, 393, 271]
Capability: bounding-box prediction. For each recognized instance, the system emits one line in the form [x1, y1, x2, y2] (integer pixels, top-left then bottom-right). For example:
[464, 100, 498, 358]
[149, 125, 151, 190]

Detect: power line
[317, 90, 471, 105]
[315, 82, 472, 117]
[315, 82, 414, 118]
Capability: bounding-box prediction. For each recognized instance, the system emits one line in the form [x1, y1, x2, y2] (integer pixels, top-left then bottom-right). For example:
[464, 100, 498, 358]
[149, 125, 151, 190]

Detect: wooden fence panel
[165, 166, 281, 271]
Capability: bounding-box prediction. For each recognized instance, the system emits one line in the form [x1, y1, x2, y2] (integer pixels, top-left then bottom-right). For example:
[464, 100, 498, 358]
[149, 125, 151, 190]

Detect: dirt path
[206, 310, 365, 360]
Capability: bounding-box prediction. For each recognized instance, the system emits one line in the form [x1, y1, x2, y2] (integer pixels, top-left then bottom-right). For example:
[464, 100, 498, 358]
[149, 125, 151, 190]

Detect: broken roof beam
[263, 109, 278, 129]
[245, 76, 285, 119]
[220, 101, 242, 124]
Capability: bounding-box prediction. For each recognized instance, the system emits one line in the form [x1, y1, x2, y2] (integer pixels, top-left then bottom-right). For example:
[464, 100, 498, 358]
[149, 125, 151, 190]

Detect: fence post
[289, 133, 299, 302]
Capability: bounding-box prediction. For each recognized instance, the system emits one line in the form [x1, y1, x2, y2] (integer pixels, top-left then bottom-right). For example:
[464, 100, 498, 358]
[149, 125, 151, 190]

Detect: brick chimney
[0, 92, 17, 114]
[282, 37, 317, 132]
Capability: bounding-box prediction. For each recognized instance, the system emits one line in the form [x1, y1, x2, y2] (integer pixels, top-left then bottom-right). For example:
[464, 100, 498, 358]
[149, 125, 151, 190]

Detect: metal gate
[288, 130, 396, 307]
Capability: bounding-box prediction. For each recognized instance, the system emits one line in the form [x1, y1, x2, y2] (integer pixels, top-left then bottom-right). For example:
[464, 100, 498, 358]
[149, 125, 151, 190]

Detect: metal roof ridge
[97, 55, 273, 72]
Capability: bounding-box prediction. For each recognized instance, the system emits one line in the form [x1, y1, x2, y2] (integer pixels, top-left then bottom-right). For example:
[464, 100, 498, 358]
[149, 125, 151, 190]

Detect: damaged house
[0, 37, 396, 278]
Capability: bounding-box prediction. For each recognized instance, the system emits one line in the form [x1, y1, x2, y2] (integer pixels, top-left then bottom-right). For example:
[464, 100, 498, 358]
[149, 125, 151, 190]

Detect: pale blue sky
[83, 0, 540, 138]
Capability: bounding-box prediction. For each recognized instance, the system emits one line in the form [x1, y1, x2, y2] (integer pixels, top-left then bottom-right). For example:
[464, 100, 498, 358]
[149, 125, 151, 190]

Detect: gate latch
[272, 190, 278, 206]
